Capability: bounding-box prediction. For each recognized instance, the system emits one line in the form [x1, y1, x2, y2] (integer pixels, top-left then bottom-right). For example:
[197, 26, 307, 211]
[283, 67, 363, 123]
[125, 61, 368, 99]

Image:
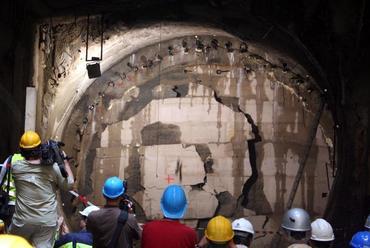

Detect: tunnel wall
[31, 16, 337, 246]
[0, 1, 365, 246]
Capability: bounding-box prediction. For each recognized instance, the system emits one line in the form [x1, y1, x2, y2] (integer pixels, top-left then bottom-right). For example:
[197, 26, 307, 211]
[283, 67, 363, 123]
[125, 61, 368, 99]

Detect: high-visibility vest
[57, 242, 92, 248]
[1, 154, 24, 205]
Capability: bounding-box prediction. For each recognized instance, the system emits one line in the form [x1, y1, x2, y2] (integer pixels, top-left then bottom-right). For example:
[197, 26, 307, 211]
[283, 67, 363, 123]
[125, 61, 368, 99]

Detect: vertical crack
[213, 90, 261, 209]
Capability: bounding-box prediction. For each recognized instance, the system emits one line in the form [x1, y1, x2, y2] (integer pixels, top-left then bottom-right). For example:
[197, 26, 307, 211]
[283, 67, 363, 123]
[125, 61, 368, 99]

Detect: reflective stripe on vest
[57, 242, 92, 248]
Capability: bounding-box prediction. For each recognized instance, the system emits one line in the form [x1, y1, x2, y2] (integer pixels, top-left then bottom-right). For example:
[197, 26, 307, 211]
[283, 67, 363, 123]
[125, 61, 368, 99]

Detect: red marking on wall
[165, 175, 175, 184]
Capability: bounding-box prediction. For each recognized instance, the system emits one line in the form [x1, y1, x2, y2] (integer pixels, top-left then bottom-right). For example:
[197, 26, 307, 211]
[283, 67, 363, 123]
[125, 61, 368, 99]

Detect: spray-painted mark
[165, 175, 175, 184]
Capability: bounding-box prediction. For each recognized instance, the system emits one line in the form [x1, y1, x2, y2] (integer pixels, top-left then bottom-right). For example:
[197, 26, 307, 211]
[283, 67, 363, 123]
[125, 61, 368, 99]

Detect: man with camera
[8, 131, 74, 248]
[86, 176, 141, 248]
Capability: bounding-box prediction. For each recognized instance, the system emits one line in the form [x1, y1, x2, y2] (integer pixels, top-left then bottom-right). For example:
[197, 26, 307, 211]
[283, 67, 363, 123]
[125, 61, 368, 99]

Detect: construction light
[86, 62, 101, 79]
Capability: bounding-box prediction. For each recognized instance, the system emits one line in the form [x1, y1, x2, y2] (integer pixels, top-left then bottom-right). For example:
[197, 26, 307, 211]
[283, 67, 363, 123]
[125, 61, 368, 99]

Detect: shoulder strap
[0, 168, 7, 189]
[108, 210, 128, 248]
[5, 164, 11, 194]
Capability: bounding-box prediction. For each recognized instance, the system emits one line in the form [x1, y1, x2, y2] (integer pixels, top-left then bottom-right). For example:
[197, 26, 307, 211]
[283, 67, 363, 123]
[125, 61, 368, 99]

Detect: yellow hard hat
[19, 131, 41, 149]
[0, 234, 33, 248]
[205, 215, 234, 243]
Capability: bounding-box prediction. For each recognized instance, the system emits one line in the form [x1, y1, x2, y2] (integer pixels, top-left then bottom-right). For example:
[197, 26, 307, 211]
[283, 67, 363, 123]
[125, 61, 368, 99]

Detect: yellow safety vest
[2, 154, 24, 204]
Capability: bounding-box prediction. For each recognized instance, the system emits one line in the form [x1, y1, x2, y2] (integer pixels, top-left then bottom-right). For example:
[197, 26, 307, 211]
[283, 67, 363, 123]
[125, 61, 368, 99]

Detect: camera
[118, 180, 136, 213]
[119, 194, 135, 213]
[41, 140, 68, 178]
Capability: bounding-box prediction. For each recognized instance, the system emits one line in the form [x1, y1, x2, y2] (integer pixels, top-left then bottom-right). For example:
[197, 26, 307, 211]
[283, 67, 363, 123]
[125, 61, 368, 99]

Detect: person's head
[19, 131, 42, 160]
[232, 218, 254, 247]
[79, 205, 100, 229]
[349, 231, 370, 248]
[365, 215, 370, 230]
[0, 234, 33, 248]
[281, 208, 311, 243]
[102, 176, 126, 205]
[205, 215, 234, 247]
[160, 184, 188, 219]
[309, 218, 334, 248]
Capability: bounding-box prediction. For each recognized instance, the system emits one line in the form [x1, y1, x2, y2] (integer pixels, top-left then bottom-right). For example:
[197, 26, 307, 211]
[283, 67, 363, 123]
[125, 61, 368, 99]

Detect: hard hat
[205, 215, 234, 243]
[160, 184, 188, 219]
[310, 218, 334, 241]
[79, 205, 100, 217]
[365, 215, 370, 229]
[102, 176, 125, 199]
[232, 218, 254, 235]
[0, 234, 33, 248]
[19, 131, 41, 149]
[281, 208, 311, 232]
[349, 231, 370, 248]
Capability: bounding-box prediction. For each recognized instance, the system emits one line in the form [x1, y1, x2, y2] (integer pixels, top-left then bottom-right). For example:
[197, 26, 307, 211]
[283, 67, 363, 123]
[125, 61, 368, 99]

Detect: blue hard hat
[102, 176, 125, 199]
[350, 231, 370, 248]
[160, 184, 188, 219]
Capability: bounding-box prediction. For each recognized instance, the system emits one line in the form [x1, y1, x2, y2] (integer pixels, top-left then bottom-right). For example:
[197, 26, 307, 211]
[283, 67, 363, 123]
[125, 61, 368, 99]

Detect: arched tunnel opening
[1, 1, 369, 247]
[36, 20, 335, 246]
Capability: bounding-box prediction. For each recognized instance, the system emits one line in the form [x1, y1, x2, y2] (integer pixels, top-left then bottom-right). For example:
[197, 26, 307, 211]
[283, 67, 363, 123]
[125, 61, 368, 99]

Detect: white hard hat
[365, 215, 370, 229]
[232, 218, 254, 235]
[281, 208, 311, 232]
[310, 218, 335, 241]
[79, 205, 100, 217]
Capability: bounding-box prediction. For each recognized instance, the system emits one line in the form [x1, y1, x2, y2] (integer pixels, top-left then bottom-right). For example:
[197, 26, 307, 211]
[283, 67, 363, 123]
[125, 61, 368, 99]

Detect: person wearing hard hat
[87, 176, 141, 248]
[281, 208, 312, 248]
[0, 234, 33, 248]
[232, 218, 254, 248]
[8, 131, 74, 248]
[309, 218, 334, 248]
[54, 205, 99, 248]
[197, 215, 236, 248]
[141, 184, 197, 248]
[349, 231, 370, 248]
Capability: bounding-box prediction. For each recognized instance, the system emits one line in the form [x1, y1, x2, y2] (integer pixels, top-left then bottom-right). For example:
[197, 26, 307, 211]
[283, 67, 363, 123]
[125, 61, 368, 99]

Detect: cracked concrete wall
[34, 19, 335, 246]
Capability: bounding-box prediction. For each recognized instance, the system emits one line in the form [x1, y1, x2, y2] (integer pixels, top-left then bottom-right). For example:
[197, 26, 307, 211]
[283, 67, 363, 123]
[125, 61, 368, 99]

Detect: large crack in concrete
[213, 90, 272, 215]
[190, 144, 214, 189]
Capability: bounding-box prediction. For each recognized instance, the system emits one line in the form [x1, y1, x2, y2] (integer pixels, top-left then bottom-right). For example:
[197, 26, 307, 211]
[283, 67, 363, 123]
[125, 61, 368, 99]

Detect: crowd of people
[0, 131, 369, 248]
